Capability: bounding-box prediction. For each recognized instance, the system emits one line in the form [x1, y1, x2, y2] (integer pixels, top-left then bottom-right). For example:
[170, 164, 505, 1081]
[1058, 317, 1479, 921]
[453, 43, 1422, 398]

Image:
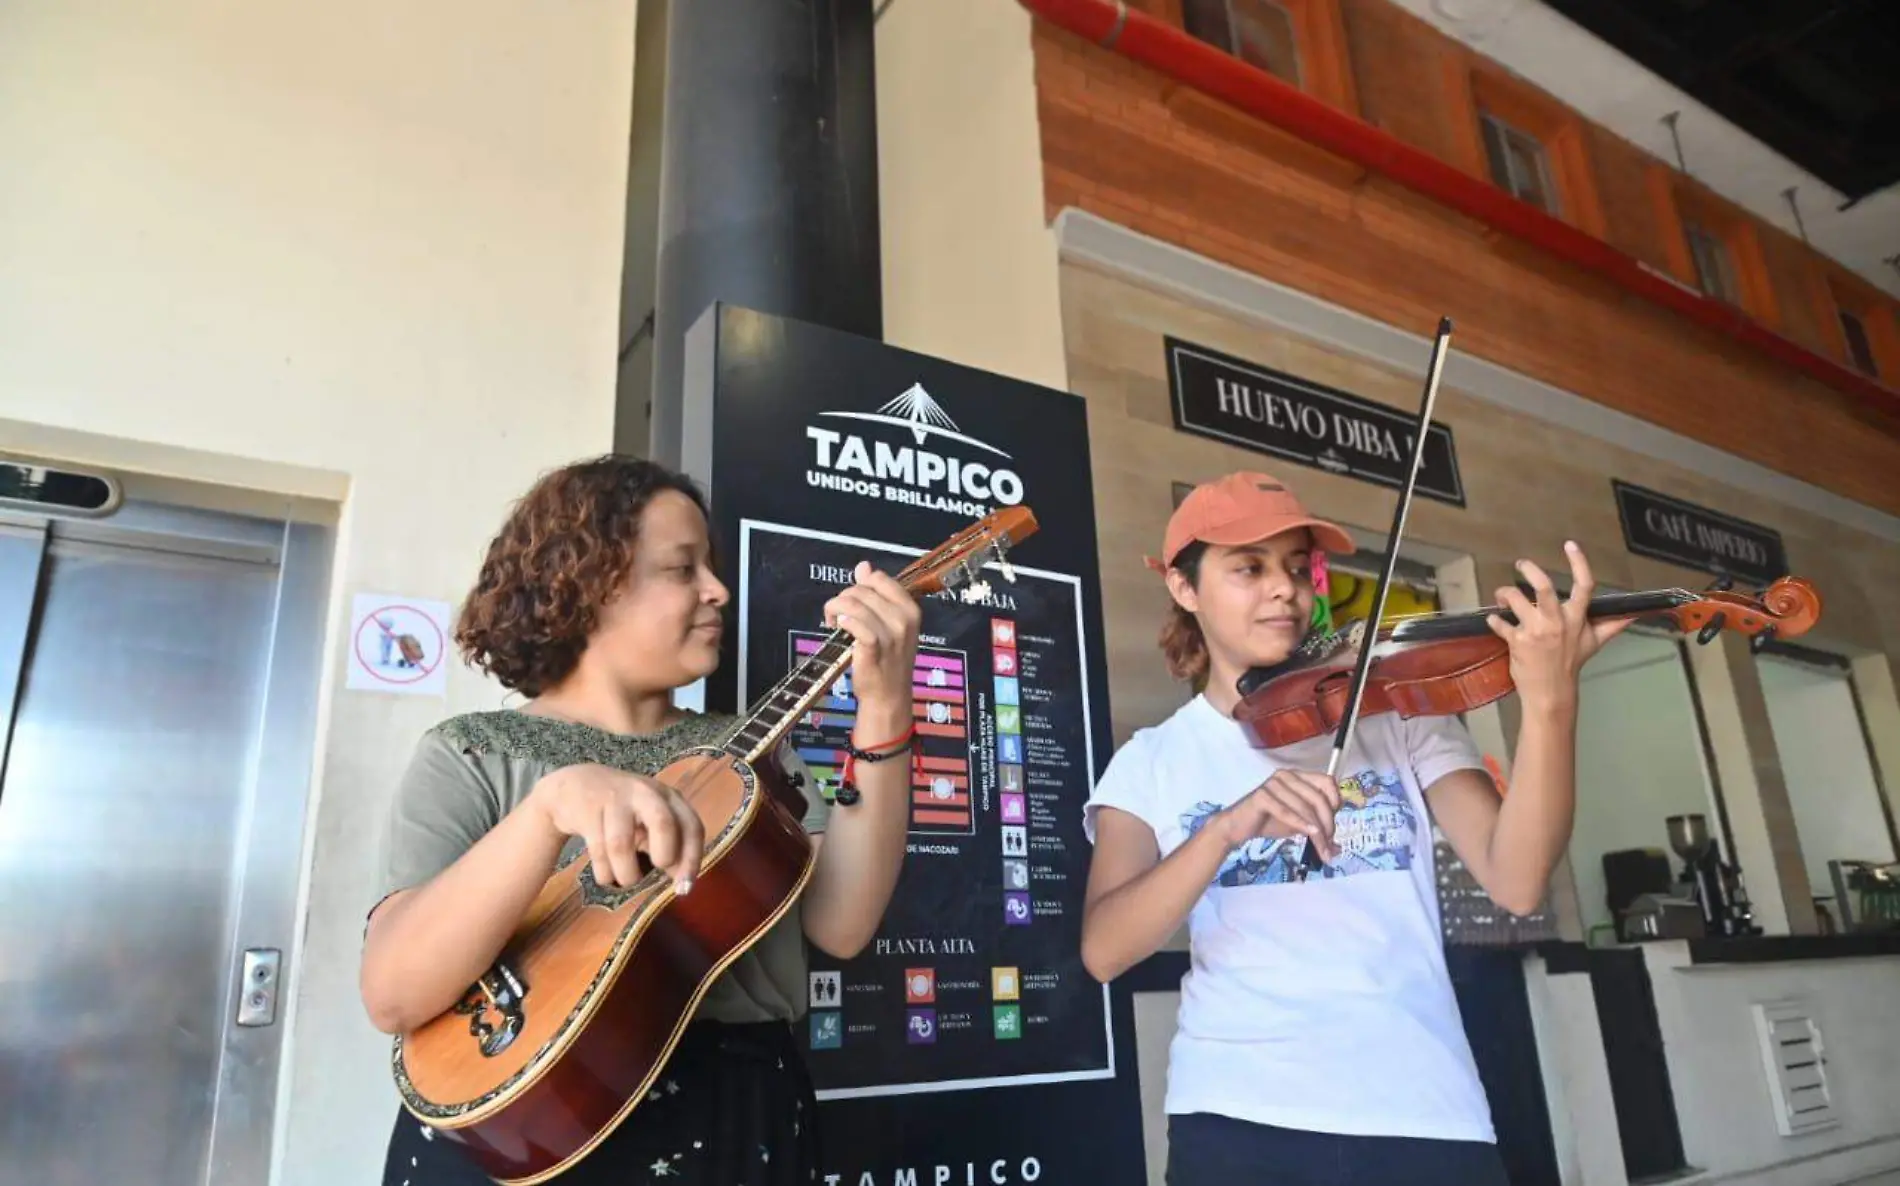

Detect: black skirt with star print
[383, 1020, 821, 1186]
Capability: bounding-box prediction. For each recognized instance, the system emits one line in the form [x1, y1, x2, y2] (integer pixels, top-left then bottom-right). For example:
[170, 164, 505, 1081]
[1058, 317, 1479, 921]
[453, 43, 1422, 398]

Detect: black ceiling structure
[1536, 0, 1900, 207]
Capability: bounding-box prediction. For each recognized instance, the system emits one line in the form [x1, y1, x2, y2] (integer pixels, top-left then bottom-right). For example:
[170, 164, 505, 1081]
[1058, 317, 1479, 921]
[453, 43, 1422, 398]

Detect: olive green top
[379, 709, 828, 1025]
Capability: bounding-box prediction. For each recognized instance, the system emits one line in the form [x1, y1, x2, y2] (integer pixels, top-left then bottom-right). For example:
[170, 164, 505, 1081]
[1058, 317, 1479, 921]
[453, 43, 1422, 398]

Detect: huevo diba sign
[1164, 336, 1465, 507]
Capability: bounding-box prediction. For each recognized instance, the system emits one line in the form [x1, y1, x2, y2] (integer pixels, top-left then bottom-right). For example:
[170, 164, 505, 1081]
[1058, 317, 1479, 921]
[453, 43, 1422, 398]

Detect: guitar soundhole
[577, 858, 662, 909]
[453, 961, 530, 1058]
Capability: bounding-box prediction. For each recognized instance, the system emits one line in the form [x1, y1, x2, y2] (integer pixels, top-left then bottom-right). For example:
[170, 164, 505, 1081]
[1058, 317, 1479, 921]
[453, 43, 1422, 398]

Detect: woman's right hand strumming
[362, 763, 703, 1035]
[528, 763, 706, 893]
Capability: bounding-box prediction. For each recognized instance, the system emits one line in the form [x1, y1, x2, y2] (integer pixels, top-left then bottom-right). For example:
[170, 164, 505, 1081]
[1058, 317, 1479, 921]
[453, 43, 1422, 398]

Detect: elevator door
[0, 502, 328, 1186]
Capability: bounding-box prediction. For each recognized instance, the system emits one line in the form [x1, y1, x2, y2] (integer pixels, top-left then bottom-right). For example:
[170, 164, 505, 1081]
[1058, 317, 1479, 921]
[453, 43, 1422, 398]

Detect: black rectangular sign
[679, 304, 1138, 1186]
[1165, 335, 1466, 506]
[1611, 479, 1789, 585]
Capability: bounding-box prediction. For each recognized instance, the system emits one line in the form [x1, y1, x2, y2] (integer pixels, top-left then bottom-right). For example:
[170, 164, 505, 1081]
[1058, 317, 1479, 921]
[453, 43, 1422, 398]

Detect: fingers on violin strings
[1516, 558, 1559, 614]
[1495, 583, 1536, 631]
[1562, 539, 1596, 611]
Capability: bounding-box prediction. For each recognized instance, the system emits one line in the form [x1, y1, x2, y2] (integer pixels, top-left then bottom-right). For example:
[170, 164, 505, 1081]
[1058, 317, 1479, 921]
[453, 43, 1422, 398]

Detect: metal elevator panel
[0, 527, 283, 1184]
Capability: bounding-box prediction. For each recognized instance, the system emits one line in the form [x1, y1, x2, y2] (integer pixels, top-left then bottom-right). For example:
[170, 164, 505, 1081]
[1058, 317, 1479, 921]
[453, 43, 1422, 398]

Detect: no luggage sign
[347, 593, 452, 697]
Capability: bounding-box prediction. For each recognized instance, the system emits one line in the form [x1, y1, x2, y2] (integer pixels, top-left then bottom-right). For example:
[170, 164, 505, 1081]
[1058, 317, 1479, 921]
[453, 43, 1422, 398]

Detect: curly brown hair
[454, 455, 711, 697]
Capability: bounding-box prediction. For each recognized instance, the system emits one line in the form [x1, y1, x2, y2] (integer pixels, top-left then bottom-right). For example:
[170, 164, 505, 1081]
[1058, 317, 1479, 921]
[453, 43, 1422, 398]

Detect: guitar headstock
[896, 506, 1039, 604]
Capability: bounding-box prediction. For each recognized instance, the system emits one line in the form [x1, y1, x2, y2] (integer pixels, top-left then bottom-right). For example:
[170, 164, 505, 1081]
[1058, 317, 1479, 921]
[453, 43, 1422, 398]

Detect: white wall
[0, 0, 637, 1180]
[875, 0, 1068, 392]
[1756, 656, 1896, 904]
[1644, 944, 1900, 1186]
[1569, 631, 1725, 937]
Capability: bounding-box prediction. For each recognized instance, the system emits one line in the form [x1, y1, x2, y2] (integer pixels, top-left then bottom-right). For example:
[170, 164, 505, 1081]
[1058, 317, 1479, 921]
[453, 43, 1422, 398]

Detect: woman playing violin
[1080, 470, 1631, 1186]
[360, 456, 921, 1185]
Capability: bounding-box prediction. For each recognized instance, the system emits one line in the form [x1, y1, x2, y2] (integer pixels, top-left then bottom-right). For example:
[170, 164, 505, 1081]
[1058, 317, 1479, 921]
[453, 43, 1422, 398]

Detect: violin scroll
[1670, 576, 1821, 651]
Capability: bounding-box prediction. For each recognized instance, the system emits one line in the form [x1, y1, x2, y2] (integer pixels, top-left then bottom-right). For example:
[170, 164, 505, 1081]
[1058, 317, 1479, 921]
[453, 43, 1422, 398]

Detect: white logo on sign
[928, 702, 950, 724]
[932, 777, 953, 800]
[820, 384, 1010, 457]
[805, 384, 1025, 513]
[928, 668, 947, 687]
[1002, 825, 1027, 856]
[809, 971, 841, 1008]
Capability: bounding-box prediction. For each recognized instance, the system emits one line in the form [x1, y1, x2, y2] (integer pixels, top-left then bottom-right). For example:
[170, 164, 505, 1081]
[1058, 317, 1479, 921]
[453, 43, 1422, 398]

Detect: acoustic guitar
[393, 506, 1040, 1183]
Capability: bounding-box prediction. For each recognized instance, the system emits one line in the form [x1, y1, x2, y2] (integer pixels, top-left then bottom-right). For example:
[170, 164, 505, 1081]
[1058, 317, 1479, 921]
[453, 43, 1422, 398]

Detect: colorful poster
[738, 519, 1113, 1098]
[682, 305, 1136, 1185]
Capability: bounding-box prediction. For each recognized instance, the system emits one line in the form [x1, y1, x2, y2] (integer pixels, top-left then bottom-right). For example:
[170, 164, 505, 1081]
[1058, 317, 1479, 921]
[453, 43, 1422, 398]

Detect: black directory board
[679, 304, 1137, 1186]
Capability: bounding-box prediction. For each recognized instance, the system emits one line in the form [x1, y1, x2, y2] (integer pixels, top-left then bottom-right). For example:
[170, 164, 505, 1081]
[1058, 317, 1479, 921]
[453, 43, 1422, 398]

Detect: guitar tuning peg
[1706, 574, 1734, 593]
[1750, 626, 1776, 654]
[988, 540, 1017, 584]
[961, 579, 992, 604]
[1696, 612, 1727, 645]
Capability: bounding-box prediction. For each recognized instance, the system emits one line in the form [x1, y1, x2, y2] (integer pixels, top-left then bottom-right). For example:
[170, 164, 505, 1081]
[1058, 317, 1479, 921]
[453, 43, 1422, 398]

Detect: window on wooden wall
[1184, 0, 1302, 85]
[1683, 217, 1743, 307]
[1478, 112, 1560, 215]
[1648, 169, 1779, 328]
[1840, 307, 1878, 377]
[1173, 0, 1358, 114]
[1821, 273, 1900, 382]
[1448, 62, 1607, 239]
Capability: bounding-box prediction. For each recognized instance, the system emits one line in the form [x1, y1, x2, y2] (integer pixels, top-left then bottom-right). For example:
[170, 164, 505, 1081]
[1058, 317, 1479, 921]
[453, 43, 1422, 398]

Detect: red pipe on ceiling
[1017, 0, 1900, 423]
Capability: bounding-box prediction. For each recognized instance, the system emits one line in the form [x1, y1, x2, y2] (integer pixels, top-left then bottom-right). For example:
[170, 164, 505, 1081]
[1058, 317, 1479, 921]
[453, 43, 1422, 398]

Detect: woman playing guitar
[360, 455, 921, 1185]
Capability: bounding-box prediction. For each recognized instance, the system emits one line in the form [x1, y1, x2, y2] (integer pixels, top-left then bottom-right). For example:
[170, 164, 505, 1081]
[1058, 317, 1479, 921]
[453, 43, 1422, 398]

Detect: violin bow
[1290, 317, 1454, 881]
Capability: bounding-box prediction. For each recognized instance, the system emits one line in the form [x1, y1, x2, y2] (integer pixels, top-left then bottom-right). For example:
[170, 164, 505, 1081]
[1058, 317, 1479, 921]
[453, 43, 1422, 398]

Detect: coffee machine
[1667, 813, 1761, 938]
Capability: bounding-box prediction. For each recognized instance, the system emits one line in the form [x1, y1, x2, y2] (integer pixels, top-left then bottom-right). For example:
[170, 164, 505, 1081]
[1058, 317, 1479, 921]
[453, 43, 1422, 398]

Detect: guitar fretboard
[724, 628, 858, 763]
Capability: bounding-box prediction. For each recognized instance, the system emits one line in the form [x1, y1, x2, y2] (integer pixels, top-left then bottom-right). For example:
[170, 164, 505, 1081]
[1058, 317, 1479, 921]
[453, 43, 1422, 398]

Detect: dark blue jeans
[1167, 1111, 1510, 1186]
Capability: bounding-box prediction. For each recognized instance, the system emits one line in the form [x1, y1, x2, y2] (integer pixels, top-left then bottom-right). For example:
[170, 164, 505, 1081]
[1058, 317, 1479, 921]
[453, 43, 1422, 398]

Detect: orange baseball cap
[1144, 471, 1355, 573]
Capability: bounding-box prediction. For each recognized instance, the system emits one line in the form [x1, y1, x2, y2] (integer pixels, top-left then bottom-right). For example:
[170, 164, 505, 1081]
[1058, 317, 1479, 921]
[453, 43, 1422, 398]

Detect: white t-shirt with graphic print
[1084, 693, 1495, 1144]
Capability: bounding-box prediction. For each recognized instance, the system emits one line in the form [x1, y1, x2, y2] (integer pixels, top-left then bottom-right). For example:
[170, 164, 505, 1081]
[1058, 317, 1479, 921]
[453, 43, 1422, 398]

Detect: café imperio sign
[1611, 479, 1789, 586]
[1164, 337, 1465, 507]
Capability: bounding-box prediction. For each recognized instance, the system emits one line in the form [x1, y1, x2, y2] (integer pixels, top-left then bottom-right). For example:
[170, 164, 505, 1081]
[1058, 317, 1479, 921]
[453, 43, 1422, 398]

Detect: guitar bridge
[453, 959, 530, 1057]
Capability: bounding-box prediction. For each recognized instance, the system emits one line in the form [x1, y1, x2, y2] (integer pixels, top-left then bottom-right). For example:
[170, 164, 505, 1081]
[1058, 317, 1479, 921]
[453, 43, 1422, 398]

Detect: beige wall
[875, 0, 1067, 392]
[0, 0, 637, 1180]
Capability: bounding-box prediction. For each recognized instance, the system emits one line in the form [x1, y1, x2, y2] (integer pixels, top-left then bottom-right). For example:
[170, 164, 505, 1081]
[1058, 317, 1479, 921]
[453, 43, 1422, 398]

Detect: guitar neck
[1387, 588, 1693, 644]
[722, 628, 859, 765]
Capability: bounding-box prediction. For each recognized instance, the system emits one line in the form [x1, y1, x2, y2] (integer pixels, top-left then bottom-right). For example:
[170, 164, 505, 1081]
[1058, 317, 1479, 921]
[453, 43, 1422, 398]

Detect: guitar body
[393, 745, 817, 1184]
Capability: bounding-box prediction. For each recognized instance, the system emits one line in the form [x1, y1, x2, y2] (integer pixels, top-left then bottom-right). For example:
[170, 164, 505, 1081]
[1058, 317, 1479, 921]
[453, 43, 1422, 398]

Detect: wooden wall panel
[1030, 11, 1900, 518]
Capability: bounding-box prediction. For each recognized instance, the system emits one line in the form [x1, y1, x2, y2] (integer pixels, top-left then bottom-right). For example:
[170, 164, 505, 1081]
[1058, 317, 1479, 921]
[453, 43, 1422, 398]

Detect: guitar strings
[492, 538, 975, 977]
[508, 621, 861, 960]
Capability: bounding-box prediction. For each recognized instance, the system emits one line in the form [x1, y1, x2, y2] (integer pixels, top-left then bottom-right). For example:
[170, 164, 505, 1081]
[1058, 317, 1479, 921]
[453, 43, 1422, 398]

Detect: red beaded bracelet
[836, 723, 918, 806]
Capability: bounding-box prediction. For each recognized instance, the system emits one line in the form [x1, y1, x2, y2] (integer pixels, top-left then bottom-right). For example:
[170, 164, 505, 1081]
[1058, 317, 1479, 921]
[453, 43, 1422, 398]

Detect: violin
[1233, 575, 1824, 751]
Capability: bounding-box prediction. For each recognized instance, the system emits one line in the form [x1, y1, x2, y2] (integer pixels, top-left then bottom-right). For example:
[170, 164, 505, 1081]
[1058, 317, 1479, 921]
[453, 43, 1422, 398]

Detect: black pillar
[635, 0, 882, 466]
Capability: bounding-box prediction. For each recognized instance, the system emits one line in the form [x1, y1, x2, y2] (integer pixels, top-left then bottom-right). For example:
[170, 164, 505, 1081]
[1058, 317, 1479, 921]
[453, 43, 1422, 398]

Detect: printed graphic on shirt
[1181, 768, 1418, 887]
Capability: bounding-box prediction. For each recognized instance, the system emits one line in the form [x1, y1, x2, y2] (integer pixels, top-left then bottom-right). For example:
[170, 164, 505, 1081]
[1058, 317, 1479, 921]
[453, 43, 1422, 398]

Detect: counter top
[1684, 930, 1900, 964]
[1533, 931, 1900, 973]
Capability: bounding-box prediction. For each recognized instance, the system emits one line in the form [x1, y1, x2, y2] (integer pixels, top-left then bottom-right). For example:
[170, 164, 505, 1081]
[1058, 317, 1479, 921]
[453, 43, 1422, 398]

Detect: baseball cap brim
[1196, 514, 1355, 557]
[1142, 514, 1354, 572]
